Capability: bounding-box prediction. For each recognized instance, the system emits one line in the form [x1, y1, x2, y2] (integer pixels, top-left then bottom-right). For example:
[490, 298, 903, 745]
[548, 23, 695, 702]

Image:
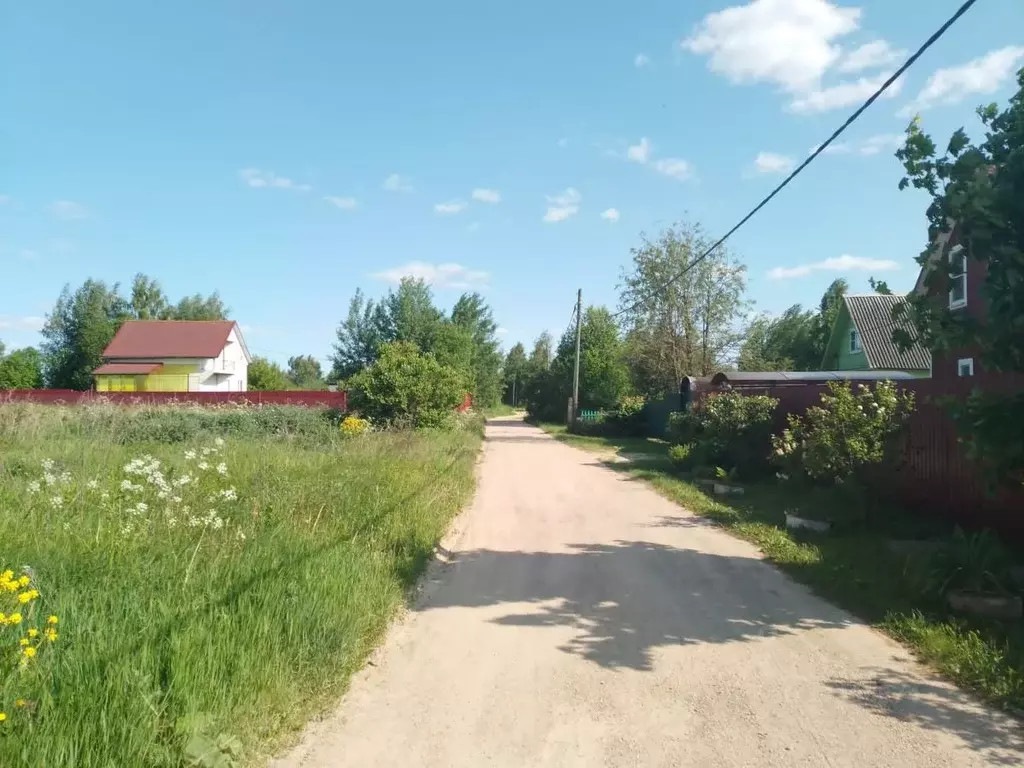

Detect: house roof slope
[102, 321, 236, 359]
[843, 294, 931, 371]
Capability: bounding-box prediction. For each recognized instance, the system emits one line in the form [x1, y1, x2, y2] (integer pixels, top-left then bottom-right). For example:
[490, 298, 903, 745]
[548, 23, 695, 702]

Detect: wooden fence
[710, 377, 1024, 540]
[0, 389, 348, 410]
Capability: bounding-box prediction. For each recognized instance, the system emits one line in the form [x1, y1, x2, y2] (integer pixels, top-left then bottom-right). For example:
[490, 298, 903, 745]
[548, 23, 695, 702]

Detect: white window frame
[849, 328, 861, 354]
[957, 357, 974, 377]
[948, 244, 967, 310]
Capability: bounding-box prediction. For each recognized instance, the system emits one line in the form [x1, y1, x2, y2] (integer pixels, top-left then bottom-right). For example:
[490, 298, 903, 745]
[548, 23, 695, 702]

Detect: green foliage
[246, 357, 292, 391]
[347, 341, 467, 429]
[41, 275, 228, 391]
[619, 221, 749, 393]
[0, 346, 43, 389]
[738, 305, 819, 372]
[772, 381, 915, 485]
[286, 355, 325, 390]
[502, 342, 528, 406]
[330, 280, 503, 408]
[908, 528, 1010, 597]
[0, 403, 480, 764]
[668, 393, 778, 479]
[668, 443, 694, 470]
[894, 73, 1024, 487]
[869, 277, 893, 295]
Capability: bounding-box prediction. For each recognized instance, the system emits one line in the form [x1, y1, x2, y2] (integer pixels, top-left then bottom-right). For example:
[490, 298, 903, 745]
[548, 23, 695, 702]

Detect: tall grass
[0, 404, 481, 765]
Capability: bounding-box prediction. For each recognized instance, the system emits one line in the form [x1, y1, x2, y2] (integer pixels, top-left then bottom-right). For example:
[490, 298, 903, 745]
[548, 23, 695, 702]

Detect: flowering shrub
[668, 393, 779, 479]
[0, 567, 59, 728]
[772, 381, 915, 486]
[23, 439, 245, 540]
[340, 416, 369, 438]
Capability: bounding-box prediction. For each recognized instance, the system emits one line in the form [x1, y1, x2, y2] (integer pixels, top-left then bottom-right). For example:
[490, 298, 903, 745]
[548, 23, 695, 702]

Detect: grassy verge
[0, 404, 481, 765]
[481, 404, 522, 418]
[537, 421, 1024, 714]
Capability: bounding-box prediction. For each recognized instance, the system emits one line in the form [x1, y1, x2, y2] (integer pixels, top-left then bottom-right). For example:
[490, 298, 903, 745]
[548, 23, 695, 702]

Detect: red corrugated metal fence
[0, 389, 347, 410]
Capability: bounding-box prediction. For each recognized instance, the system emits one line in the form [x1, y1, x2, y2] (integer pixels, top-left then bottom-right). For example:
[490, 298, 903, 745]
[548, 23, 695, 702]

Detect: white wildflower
[157, 490, 170, 500]
[59, 471, 72, 485]
[41, 459, 55, 471]
[197, 461, 209, 471]
[43, 472, 57, 487]
[100, 491, 110, 501]
[211, 517, 224, 530]
[200, 447, 212, 456]
[216, 462, 228, 476]
[86, 479, 99, 490]
[184, 449, 197, 461]
[171, 496, 182, 505]
[27, 481, 41, 494]
[214, 437, 225, 448]
[135, 502, 149, 514]
[221, 488, 237, 501]
[49, 496, 63, 509]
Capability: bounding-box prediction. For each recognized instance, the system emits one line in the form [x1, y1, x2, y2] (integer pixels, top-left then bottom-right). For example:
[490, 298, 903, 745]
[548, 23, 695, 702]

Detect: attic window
[948, 245, 967, 309]
[958, 358, 974, 377]
[849, 329, 861, 354]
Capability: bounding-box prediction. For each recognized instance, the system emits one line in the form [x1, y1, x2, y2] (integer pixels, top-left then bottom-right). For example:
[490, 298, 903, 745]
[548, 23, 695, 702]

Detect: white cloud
[754, 151, 794, 174]
[627, 137, 652, 164]
[789, 73, 901, 113]
[857, 133, 903, 156]
[682, 0, 860, 94]
[682, 1, 910, 113]
[838, 40, 904, 74]
[543, 187, 581, 223]
[768, 253, 900, 279]
[811, 132, 902, 156]
[434, 200, 467, 215]
[0, 315, 45, 332]
[382, 173, 414, 193]
[600, 208, 621, 222]
[651, 158, 692, 180]
[238, 168, 311, 192]
[50, 199, 89, 220]
[324, 195, 358, 210]
[635, 53, 651, 68]
[898, 46, 1024, 117]
[372, 261, 489, 289]
[624, 137, 691, 180]
[471, 188, 501, 204]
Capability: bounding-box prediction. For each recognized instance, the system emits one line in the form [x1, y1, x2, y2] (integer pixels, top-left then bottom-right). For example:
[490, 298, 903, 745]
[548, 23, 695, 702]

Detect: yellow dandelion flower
[27, 628, 38, 638]
[47, 615, 58, 625]
[17, 591, 34, 604]
[17, 575, 30, 587]
[45, 630, 58, 642]
[0, 613, 6, 625]
[19, 638, 29, 647]
[22, 647, 36, 659]
[14, 700, 26, 708]
[1, 570, 12, 581]
[0, 713, 6, 723]
[9, 613, 22, 625]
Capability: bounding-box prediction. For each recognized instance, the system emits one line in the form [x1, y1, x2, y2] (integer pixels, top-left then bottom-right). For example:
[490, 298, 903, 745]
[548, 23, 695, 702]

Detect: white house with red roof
[93, 321, 252, 392]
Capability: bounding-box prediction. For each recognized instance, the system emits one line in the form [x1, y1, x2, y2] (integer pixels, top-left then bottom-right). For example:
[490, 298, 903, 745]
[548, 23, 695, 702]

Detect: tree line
[503, 219, 893, 421]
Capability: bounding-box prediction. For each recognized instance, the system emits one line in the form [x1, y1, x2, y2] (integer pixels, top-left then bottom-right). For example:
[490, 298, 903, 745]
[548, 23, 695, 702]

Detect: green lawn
[538, 421, 1024, 715]
[0, 403, 482, 766]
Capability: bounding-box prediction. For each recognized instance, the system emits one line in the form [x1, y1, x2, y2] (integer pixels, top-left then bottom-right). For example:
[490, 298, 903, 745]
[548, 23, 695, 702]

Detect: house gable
[821, 303, 869, 371]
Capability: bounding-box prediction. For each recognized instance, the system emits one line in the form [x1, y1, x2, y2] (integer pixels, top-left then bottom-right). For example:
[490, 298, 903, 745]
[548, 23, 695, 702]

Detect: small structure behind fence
[1, 389, 348, 410]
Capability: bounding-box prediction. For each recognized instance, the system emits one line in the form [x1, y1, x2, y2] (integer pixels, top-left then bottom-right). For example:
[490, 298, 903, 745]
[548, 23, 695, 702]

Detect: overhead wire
[611, 0, 980, 321]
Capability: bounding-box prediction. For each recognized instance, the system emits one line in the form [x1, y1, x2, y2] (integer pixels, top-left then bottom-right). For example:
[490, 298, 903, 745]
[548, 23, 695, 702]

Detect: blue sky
[3, 0, 1023, 365]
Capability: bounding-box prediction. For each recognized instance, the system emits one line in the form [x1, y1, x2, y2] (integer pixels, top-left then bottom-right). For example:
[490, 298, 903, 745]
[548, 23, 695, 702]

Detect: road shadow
[417, 540, 852, 671]
[825, 666, 1024, 763]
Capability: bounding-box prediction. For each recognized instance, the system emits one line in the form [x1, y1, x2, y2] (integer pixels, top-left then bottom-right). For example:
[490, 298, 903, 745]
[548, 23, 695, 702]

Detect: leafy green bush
[667, 393, 778, 479]
[772, 381, 915, 486]
[907, 528, 1011, 597]
[668, 443, 694, 470]
[603, 395, 647, 436]
[347, 341, 468, 429]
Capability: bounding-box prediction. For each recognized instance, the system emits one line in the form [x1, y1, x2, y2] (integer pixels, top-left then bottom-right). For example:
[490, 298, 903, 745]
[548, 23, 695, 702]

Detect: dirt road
[275, 418, 1022, 767]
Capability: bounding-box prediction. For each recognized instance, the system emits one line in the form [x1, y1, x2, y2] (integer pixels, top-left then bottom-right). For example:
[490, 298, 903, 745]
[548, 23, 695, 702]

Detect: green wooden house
[821, 294, 931, 376]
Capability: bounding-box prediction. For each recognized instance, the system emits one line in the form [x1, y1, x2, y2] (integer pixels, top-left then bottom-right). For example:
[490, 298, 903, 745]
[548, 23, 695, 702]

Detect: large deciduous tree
[894, 70, 1024, 486]
[502, 342, 528, 405]
[287, 355, 326, 389]
[248, 357, 292, 391]
[618, 221, 749, 394]
[738, 305, 818, 372]
[0, 346, 43, 389]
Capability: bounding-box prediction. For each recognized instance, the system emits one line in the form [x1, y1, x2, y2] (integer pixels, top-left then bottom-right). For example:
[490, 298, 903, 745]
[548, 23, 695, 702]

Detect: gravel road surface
[275, 417, 1023, 767]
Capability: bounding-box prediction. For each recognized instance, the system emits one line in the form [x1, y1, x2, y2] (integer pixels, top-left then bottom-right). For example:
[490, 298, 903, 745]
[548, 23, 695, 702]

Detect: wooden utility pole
[572, 288, 582, 424]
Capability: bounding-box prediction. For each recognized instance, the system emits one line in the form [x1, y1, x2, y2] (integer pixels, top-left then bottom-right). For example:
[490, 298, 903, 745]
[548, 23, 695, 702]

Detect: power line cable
[612, 0, 979, 321]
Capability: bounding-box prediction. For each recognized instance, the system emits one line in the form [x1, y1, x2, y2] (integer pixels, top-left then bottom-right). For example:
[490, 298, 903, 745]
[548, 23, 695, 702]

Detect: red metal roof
[102, 321, 236, 359]
[93, 362, 165, 375]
